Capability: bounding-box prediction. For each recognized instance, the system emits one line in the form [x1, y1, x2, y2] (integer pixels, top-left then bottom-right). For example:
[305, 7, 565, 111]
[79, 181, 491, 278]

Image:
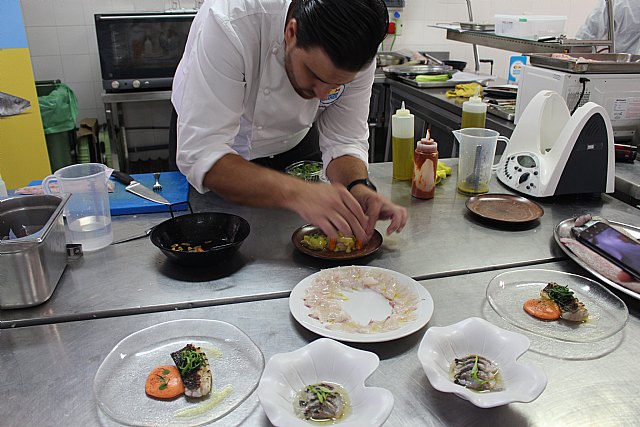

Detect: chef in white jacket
[576, 0, 640, 54]
[172, 0, 406, 243]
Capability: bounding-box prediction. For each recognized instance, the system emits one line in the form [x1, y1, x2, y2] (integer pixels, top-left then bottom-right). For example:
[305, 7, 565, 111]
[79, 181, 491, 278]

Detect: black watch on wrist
[346, 178, 377, 193]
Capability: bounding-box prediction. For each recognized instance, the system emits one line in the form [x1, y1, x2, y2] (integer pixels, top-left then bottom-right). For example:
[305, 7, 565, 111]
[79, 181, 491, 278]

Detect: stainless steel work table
[2, 162, 639, 328]
[613, 160, 640, 208]
[1, 261, 638, 427]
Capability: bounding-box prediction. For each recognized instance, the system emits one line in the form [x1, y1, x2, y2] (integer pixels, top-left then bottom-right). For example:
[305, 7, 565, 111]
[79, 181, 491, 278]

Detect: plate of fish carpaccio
[289, 266, 434, 343]
[486, 269, 628, 343]
[93, 319, 264, 426]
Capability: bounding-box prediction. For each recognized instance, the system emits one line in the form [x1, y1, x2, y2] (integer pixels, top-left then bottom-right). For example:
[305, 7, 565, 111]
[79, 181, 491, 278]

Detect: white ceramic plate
[486, 269, 628, 343]
[417, 317, 547, 408]
[289, 266, 434, 343]
[257, 338, 393, 427]
[93, 319, 264, 426]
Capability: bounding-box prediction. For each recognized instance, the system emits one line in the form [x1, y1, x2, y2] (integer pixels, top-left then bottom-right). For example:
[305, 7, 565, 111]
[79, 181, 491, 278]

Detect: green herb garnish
[546, 284, 575, 305]
[177, 349, 204, 375]
[306, 384, 336, 404]
[159, 383, 168, 390]
[470, 355, 486, 385]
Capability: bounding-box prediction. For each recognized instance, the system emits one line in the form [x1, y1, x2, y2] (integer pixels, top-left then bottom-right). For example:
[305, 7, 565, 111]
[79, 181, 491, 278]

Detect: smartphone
[575, 221, 640, 280]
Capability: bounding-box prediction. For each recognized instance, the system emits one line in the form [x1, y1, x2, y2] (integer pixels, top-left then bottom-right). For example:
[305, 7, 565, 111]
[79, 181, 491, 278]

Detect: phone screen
[577, 222, 640, 279]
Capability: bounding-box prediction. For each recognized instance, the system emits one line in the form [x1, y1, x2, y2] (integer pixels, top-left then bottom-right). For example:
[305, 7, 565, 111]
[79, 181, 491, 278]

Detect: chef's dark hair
[287, 0, 388, 71]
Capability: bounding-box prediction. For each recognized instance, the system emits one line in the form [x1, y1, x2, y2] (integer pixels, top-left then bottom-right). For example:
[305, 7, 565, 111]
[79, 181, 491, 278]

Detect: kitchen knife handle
[112, 170, 135, 185]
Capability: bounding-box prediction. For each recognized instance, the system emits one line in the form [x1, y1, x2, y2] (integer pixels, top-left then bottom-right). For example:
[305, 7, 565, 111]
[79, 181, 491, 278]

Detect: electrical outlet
[390, 9, 403, 36]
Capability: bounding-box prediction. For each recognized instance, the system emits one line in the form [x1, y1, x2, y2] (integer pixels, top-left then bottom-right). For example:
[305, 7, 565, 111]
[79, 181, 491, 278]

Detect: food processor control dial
[498, 152, 540, 196]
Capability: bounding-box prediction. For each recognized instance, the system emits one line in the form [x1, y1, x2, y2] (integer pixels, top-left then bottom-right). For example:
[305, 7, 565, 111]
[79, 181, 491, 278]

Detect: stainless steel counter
[3, 162, 638, 328]
[1, 261, 638, 427]
[613, 161, 640, 208]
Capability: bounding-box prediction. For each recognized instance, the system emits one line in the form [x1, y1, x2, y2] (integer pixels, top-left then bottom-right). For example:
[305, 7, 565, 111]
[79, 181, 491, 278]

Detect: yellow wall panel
[0, 48, 51, 188]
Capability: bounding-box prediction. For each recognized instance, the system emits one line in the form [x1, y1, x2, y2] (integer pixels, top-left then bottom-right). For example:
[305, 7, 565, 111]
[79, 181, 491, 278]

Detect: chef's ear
[284, 18, 298, 44]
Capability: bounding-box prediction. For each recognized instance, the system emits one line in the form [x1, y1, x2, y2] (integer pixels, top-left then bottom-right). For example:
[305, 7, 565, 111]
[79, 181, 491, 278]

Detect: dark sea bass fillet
[0, 91, 31, 117]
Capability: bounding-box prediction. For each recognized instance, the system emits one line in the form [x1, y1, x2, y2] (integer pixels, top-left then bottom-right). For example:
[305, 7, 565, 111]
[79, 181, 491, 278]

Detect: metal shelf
[445, 29, 569, 53]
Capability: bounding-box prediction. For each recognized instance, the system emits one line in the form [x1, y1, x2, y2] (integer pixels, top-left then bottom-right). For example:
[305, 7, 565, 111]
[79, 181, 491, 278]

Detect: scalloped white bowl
[417, 317, 547, 408]
[257, 338, 394, 426]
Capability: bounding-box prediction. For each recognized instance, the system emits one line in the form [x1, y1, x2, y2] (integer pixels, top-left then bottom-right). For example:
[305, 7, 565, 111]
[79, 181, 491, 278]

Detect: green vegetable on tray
[415, 74, 450, 82]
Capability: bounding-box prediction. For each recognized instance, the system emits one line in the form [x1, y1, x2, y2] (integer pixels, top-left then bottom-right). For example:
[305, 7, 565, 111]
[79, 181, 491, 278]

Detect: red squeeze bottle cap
[417, 130, 437, 152]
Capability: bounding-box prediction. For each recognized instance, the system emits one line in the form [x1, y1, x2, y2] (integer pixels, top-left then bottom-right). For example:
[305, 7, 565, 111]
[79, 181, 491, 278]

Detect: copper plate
[466, 194, 544, 223]
[292, 225, 383, 260]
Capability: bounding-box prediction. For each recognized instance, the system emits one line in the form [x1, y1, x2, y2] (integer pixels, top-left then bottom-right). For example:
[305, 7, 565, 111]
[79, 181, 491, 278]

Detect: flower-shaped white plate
[257, 338, 393, 426]
[93, 319, 264, 426]
[289, 266, 434, 343]
[417, 317, 547, 408]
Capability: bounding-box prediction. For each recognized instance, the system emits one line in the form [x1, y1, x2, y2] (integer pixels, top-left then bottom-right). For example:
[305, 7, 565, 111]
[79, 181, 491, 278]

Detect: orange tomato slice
[145, 365, 185, 399]
[523, 298, 562, 321]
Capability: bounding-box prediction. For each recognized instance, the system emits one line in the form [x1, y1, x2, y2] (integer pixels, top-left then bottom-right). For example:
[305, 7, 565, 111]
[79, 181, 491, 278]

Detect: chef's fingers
[385, 204, 408, 234]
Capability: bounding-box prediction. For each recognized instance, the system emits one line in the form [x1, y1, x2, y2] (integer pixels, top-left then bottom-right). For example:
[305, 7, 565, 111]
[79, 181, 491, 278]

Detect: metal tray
[398, 75, 465, 88]
[487, 104, 515, 121]
[383, 64, 453, 77]
[528, 53, 640, 74]
[460, 22, 495, 31]
[554, 217, 640, 301]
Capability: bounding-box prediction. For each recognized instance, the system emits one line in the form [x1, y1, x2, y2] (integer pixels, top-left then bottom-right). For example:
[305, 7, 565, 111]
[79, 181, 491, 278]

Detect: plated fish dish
[303, 266, 420, 333]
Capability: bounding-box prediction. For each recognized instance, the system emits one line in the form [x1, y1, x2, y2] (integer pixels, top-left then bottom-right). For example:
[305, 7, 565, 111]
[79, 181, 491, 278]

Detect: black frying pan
[150, 212, 250, 266]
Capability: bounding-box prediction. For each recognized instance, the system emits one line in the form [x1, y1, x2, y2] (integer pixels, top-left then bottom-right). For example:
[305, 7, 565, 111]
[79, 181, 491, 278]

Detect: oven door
[95, 12, 195, 92]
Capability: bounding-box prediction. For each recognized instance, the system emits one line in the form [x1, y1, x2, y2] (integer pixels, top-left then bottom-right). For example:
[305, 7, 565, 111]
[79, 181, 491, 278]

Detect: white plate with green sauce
[93, 319, 264, 426]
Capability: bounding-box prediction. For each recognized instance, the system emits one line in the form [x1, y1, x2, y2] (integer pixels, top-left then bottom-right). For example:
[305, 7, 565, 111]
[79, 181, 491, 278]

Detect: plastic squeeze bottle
[461, 86, 487, 129]
[391, 101, 415, 181]
[412, 130, 438, 199]
[0, 172, 8, 198]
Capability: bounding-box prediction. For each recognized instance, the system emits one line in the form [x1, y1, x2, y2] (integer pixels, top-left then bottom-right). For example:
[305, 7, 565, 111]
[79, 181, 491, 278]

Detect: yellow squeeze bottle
[461, 86, 487, 129]
[391, 101, 415, 181]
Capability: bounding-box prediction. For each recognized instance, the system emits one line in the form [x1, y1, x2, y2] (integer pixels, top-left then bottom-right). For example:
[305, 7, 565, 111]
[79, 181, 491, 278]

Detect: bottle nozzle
[395, 100, 412, 117]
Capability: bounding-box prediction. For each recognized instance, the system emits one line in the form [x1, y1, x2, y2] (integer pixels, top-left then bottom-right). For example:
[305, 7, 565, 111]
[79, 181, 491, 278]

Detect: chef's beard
[284, 48, 316, 100]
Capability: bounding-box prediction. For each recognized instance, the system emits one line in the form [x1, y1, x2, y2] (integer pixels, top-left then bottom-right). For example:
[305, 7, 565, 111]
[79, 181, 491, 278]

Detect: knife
[111, 171, 170, 205]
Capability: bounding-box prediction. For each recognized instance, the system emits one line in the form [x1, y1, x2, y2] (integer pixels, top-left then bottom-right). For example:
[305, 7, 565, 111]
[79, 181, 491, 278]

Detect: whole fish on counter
[0, 91, 31, 117]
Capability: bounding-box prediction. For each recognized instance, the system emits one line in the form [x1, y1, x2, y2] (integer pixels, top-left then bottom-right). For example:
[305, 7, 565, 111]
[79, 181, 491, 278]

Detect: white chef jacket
[172, 0, 373, 193]
[576, 0, 640, 54]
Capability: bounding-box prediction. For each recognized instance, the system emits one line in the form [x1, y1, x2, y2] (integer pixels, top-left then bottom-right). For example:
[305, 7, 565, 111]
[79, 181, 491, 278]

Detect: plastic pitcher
[42, 163, 113, 251]
[453, 128, 509, 195]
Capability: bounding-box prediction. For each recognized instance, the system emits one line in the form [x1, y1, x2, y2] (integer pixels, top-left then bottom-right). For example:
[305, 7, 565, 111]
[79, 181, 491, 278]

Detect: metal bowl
[376, 53, 406, 67]
[284, 160, 327, 182]
[150, 212, 250, 266]
[443, 60, 467, 71]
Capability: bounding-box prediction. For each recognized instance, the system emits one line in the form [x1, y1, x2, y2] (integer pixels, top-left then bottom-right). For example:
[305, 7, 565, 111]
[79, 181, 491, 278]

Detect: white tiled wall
[21, 0, 599, 129]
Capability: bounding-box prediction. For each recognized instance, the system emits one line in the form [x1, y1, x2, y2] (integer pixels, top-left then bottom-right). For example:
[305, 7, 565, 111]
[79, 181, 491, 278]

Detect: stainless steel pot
[0, 194, 70, 309]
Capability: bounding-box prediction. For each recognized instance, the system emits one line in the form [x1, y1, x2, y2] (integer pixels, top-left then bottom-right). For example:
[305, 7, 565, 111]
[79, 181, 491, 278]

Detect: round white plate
[93, 319, 264, 426]
[486, 269, 628, 343]
[289, 266, 434, 343]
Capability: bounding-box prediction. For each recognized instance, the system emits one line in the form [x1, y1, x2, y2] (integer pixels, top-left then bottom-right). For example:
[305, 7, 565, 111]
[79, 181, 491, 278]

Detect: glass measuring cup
[453, 128, 509, 195]
[42, 163, 113, 251]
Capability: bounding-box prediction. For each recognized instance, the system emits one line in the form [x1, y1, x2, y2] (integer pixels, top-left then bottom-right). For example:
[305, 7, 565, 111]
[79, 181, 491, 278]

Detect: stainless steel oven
[95, 12, 195, 93]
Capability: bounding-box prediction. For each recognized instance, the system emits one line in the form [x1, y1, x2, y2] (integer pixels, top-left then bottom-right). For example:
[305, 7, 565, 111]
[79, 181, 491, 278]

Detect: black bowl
[150, 212, 250, 266]
[443, 60, 467, 71]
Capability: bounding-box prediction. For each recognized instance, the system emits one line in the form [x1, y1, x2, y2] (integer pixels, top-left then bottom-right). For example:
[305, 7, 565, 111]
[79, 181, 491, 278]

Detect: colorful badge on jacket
[319, 85, 346, 108]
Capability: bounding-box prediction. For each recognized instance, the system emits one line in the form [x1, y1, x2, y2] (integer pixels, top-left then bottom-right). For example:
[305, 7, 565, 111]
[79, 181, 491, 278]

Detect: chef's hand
[349, 184, 407, 239]
[287, 182, 369, 244]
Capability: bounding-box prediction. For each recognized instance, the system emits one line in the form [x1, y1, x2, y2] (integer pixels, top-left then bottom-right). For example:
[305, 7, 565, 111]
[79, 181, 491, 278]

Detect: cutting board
[28, 171, 190, 216]
[109, 171, 189, 216]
